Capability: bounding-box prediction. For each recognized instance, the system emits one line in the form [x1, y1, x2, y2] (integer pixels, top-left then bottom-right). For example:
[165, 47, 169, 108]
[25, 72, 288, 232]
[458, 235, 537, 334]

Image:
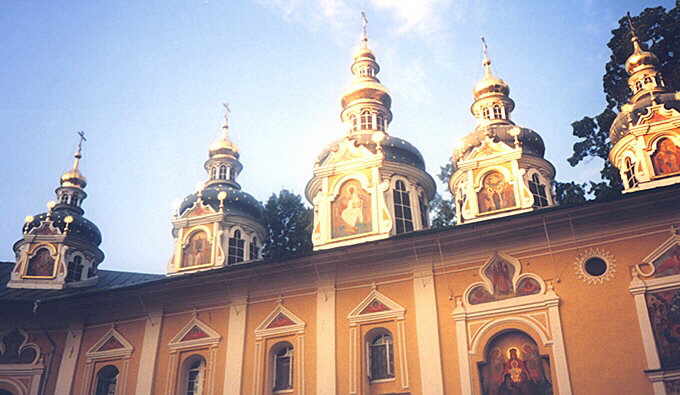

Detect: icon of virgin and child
[480, 332, 553, 395]
[332, 180, 372, 238]
[477, 171, 516, 214]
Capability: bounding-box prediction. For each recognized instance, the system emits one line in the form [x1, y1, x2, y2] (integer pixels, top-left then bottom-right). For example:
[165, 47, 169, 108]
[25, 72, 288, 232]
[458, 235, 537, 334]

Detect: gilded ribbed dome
[60, 168, 87, 188]
[625, 36, 659, 75]
[473, 57, 509, 98]
[209, 127, 239, 158]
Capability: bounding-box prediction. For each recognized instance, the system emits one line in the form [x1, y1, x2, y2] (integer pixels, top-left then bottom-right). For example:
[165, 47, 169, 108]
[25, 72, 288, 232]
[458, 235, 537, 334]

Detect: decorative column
[452, 298, 472, 395]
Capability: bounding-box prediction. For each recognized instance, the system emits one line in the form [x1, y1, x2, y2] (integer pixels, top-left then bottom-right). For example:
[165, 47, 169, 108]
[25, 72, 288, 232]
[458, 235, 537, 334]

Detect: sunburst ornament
[574, 248, 616, 285]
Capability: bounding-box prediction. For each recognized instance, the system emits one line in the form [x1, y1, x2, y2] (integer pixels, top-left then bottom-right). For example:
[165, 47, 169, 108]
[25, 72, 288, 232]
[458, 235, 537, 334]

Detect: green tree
[262, 189, 313, 259]
[430, 163, 456, 228]
[556, 3, 680, 203]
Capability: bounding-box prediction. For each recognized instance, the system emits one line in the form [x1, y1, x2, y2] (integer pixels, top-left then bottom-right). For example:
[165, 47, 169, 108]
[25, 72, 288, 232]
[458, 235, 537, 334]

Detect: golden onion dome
[473, 57, 509, 98]
[60, 167, 87, 188]
[209, 127, 239, 157]
[353, 44, 376, 60]
[625, 37, 659, 75]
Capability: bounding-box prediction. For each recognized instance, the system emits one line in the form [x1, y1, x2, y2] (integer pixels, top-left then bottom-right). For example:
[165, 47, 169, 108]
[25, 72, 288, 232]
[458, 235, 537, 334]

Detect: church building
[2, 18, 680, 395]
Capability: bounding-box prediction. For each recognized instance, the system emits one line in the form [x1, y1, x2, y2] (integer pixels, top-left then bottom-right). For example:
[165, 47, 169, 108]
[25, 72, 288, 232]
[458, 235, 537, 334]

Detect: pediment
[636, 105, 679, 126]
[320, 139, 378, 167]
[86, 327, 133, 360]
[169, 315, 221, 350]
[255, 304, 305, 339]
[639, 227, 680, 278]
[467, 136, 515, 161]
[180, 198, 217, 219]
[464, 252, 545, 306]
[348, 289, 405, 324]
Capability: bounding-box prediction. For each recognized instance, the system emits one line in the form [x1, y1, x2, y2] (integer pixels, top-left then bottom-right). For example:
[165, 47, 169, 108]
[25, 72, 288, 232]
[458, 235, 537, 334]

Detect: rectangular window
[393, 187, 414, 234]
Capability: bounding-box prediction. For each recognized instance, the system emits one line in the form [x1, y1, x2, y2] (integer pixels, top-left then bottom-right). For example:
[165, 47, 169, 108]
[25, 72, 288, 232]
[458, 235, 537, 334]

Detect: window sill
[273, 389, 293, 394]
[369, 377, 396, 384]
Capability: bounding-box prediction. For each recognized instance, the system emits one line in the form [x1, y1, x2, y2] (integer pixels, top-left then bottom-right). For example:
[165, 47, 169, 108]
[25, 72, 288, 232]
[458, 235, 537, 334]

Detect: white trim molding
[453, 266, 572, 395]
[224, 296, 248, 395]
[135, 309, 163, 394]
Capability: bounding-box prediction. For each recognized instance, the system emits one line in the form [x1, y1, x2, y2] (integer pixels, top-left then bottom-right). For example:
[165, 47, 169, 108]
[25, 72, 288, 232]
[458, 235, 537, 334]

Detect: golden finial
[626, 12, 642, 53]
[60, 131, 88, 188]
[73, 131, 86, 170]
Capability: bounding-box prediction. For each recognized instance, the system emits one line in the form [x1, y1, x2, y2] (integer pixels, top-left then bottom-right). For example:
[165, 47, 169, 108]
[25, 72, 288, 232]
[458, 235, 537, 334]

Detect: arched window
[94, 365, 119, 395]
[218, 165, 228, 180]
[368, 332, 394, 381]
[66, 255, 84, 282]
[644, 76, 652, 84]
[182, 356, 206, 395]
[635, 81, 643, 91]
[376, 114, 385, 131]
[60, 193, 69, 204]
[228, 230, 245, 265]
[272, 343, 293, 391]
[249, 237, 259, 260]
[350, 114, 358, 132]
[210, 166, 217, 180]
[393, 180, 414, 234]
[482, 107, 490, 120]
[360, 111, 372, 130]
[492, 104, 502, 119]
[625, 157, 639, 189]
[657, 75, 665, 87]
[528, 173, 549, 207]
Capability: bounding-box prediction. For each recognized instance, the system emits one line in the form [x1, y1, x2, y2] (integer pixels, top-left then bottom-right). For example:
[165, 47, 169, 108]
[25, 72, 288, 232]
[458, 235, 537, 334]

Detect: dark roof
[25, 209, 102, 246]
[453, 123, 546, 166]
[0, 262, 163, 302]
[179, 183, 264, 222]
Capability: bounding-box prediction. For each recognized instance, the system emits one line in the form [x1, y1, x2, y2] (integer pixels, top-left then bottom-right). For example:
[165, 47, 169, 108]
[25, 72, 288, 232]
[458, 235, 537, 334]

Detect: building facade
[2, 22, 680, 395]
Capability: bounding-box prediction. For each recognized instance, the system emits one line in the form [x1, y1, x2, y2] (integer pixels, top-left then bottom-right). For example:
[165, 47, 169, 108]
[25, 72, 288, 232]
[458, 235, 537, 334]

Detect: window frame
[367, 332, 395, 382]
[393, 180, 414, 234]
[527, 172, 549, 208]
[94, 365, 119, 395]
[228, 229, 245, 265]
[272, 343, 294, 392]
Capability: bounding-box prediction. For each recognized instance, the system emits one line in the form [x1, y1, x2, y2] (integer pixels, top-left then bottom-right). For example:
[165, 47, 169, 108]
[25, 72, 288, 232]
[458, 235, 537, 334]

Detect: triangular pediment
[180, 198, 217, 219]
[348, 289, 405, 324]
[169, 315, 221, 350]
[640, 228, 680, 278]
[467, 136, 515, 161]
[86, 328, 133, 360]
[319, 139, 378, 167]
[255, 304, 305, 339]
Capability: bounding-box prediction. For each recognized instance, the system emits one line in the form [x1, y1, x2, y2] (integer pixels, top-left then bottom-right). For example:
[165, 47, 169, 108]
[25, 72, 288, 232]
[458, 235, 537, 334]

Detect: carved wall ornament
[574, 248, 616, 285]
[464, 252, 544, 306]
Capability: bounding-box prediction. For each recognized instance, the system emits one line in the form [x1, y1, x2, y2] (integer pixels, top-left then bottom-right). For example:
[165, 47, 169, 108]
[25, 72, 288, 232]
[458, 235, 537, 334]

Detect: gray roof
[0, 262, 163, 302]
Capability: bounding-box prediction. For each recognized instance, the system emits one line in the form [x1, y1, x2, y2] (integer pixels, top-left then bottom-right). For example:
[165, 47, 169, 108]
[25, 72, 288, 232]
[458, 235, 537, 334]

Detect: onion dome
[473, 49, 510, 99]
[178, 106, 264, 224]
[10, 132, 104, 291]
[625, 33, 659, 75]
[340, 32, 393, 132]
[609, 14, 675, 146]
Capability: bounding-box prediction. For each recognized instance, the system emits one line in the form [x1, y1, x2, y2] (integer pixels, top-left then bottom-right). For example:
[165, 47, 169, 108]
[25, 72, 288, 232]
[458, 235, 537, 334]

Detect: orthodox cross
[481, 37, 489, 60]
[626, 12, 638, 39]
[361, 11, 368, 40]
[76, 131, 86, 157]
[222, 102, 231, 128]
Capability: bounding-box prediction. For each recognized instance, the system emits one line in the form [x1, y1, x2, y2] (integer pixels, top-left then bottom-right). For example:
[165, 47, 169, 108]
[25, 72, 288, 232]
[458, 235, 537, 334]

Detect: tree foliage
[430, 163, 456, 229]
[556, 3, 680, 203]
[262, 189, 313, 259]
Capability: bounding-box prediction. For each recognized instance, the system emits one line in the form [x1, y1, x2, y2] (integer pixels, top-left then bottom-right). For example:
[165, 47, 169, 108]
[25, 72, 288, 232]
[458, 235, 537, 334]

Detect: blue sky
[1, 0, 674, 273]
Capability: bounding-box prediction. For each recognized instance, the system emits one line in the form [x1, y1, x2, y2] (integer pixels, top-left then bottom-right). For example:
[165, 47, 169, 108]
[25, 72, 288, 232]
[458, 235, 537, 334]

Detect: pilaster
[224, 295, 248, 395]
[134, 309, 163, 394]
[412, 268, 444, 395]
[54, 322, 83, 395]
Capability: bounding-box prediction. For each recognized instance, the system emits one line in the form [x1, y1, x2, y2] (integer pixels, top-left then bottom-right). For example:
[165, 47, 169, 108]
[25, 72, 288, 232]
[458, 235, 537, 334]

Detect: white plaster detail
[316, 282, 337, 395]
[224, 296, 248, 395]
[168, 315, 221, 351]
[86, 327, 134, 361]
[347, 288, 405, 325]
[254, 303, 306, 340]
[412, 269, 445, 395]
[574, 247, 617, 284]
